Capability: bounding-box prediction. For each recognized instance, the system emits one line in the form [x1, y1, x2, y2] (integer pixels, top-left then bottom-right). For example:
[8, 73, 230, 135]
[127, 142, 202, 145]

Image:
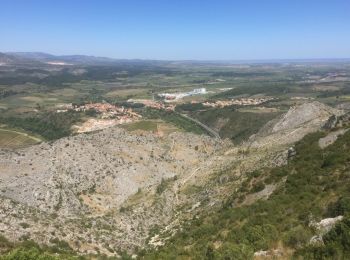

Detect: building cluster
[127, 99, 175, 111]
[158, 88, 207, 101]
[203, 97, 274, 108]
[76, 102, 121, 113]
[291, 96, 314, 100]
[57, 102, 142, 120]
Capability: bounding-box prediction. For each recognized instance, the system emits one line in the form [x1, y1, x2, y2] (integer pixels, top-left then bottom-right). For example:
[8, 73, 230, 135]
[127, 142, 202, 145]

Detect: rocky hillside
[146, 124, 350, 259]
[249, 101, 343, 148]
[0, 128, 223, 215]
[0, 127, 227, 255]
[0, 101, 347, 259]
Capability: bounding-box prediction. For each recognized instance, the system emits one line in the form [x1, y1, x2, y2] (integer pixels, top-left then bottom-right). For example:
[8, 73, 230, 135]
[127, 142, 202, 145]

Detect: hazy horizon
[4, 51, 350, 63]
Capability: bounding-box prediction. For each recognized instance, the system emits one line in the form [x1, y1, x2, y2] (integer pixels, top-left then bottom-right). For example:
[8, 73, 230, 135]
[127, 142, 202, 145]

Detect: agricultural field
[0, 128, 41, 149]
[121, 119, 181, 136]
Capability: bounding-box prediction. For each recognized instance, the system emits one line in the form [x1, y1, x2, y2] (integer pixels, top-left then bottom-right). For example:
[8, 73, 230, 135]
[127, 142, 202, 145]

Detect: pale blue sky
[1, 0, 349, 60]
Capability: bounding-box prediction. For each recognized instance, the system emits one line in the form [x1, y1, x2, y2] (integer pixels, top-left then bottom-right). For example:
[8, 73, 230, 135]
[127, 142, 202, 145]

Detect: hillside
[190, 107, 281, 144]
[0, 126, 227, 256]
[145, 127, 350, 259]
[0, 101, 349, 259]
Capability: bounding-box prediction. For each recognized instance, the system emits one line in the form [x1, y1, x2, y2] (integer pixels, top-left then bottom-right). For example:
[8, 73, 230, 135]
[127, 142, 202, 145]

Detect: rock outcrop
[249, 101, 343, 148]
[319, 129, 349, 149]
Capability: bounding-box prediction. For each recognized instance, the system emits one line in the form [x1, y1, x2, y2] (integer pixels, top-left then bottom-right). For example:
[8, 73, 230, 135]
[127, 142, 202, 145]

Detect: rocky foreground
[0, 101, 346, 256]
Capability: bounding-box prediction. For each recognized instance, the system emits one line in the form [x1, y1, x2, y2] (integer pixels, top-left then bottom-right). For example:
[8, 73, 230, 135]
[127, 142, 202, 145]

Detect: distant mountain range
[0, 52, 172, 66]
[0, 52, 40, 65]
[3, 52, 120, 65]
[1, 51, 350, 66]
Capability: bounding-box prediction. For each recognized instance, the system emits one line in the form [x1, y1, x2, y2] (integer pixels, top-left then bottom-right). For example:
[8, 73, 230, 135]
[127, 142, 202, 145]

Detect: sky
[1, 0, 350, 60]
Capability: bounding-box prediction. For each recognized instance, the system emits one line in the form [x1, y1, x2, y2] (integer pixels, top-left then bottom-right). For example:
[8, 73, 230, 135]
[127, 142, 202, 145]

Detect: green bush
[251, 182, 265, 193]
[0, 247, 56, 260]
[283, 225, 313, 248]
[295, 217, 350, 259]
[327, 197, 350, 217]
[216, 243, 254, 260]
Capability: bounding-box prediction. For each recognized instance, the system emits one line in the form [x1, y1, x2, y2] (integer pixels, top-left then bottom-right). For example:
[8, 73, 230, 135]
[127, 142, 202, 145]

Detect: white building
[158, 88, 207, 101]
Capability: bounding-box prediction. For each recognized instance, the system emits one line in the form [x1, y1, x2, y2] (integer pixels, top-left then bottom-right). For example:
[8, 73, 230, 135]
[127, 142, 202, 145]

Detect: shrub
[251, 182, 265, 193]
[284, 225, 313, 248]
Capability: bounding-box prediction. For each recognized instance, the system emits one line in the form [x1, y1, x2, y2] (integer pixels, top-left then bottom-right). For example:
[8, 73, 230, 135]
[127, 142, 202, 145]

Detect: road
[177, 113, 221, 139]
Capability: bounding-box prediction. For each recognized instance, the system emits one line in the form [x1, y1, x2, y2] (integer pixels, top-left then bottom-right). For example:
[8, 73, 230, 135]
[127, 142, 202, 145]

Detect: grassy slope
[142, 129, 350, 259]
[192, 107, 281, 143]
[141, 108, 207, 136]
[121, 120, 158, 132]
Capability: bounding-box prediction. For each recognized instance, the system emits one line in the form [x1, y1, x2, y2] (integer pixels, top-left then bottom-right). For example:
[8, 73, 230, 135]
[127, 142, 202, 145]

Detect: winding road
[177, 113, 221, 139]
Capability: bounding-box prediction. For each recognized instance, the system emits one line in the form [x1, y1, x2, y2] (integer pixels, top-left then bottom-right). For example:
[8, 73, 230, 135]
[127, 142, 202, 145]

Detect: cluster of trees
[213, 83, 293, 98]
[211, 71, 275, 77]
[0, 111, 83, 140]
[175, 103, 205, 113]
[0, 237, 77, 260]
[317, 86, 350, 98]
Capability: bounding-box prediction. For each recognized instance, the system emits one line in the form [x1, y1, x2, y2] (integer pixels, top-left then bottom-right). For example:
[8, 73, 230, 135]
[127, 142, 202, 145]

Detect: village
[202, 97, 274, 108]
[57, 102, 141, 119]
[56, 102, 143, 133]
[126, 98, 176, 111]
[54, 94, 275, 134]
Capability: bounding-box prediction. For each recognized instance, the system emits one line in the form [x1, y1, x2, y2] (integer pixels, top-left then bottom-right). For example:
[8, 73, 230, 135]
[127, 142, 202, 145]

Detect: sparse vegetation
[144, 130, 350, 259]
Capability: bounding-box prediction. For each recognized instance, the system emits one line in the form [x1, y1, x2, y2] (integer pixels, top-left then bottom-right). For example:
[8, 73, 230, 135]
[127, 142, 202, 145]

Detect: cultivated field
[120, 119, 181, 135]
[0, 128, 41, 149]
